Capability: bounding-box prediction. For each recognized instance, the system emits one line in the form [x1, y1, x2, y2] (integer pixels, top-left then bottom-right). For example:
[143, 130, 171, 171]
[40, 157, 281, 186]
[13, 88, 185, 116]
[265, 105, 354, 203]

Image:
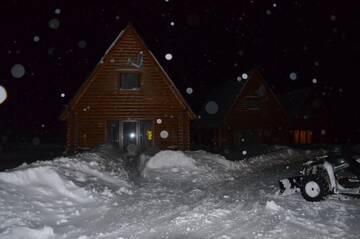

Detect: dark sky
[0, 0, 359, 140]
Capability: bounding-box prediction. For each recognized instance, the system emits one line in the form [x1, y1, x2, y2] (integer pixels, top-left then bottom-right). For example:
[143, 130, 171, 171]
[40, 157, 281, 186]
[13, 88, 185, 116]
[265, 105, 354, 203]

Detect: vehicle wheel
[301, 172, 330, 202]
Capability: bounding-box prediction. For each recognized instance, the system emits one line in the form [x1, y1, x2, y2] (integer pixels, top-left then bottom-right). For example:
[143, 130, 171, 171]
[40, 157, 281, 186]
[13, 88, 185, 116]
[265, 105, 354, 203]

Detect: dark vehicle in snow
[279, 149, 360, 201]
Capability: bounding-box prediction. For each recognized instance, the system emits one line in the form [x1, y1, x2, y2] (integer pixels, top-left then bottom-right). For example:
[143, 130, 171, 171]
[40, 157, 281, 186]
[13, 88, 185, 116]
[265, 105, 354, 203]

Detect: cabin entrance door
[106, 120, 153, 154]
[122, 121, 137, 154]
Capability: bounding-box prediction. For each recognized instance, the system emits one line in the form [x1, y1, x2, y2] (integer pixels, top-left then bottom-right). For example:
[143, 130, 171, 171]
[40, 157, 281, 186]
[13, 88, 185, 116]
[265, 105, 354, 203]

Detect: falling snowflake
[289, 72, 297, 80]
[205, 101, 219, 114]
[48, 18, 60, 29]
[32, 137, 40, 146]
[61, 93, 65, 98]
[321, 130, 326, 135]
[170, 21, 175, 26]
[33, 36, 40, 42]
[54, 8, 61, 15]
[11, 64, 26, 78]
[242, 150, 247, 155]
[160, 130, 169, 139]
[0, 85, 7, 104]
[78, 41, 87, 49]
[156, 119, 162, 124]
[266, 10, 272, 15]
[241, 73, 248, 80]
[236, 76, 242, 82]
[330, 15, 336, 21]
[48, 48, 55, 55]
[273, 3, 277, 7]
[186, 87, 193, 94]
[165, 53, 173, 60]
[312, 78, 317, 84]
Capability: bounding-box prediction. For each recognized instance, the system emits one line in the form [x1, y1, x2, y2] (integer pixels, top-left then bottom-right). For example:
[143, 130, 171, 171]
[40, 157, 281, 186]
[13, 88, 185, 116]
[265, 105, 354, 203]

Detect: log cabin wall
[62, 25, 194, 152]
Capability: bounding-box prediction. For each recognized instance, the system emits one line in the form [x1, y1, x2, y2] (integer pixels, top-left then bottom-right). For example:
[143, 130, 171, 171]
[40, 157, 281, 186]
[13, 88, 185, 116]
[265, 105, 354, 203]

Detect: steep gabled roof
[195, 69, 286, 127]
[60, 23, 195, 120]
[225, 69, 287, 120]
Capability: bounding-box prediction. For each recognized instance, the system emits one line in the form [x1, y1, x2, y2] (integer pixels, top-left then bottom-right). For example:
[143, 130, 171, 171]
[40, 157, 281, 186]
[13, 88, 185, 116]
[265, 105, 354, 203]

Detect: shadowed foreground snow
[0, 146, 359, 239]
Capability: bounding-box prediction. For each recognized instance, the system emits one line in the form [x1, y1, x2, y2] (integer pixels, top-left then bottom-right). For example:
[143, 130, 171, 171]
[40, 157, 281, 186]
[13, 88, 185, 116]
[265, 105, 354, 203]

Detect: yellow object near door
[146, 130, 153, 141]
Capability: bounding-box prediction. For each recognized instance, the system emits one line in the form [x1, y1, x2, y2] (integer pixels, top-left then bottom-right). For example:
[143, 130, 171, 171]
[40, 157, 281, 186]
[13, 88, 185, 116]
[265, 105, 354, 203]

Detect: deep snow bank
[0, 166, 91, 202]
[1, 226, 55, 239]
[0, 145, 133, 196]
[141, 148, 298, 184]
[0, 145, 134, 239]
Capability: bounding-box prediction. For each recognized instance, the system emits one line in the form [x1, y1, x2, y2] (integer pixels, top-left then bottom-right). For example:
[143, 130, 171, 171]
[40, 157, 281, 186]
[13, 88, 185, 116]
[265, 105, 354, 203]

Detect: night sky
[1, 0, 360, 142]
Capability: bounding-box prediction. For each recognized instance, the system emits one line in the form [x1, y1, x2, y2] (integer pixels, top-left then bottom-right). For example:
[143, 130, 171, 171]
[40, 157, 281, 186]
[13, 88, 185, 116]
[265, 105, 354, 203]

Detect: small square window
[119, 72, 140, 90]
[244, 97, 260, 110]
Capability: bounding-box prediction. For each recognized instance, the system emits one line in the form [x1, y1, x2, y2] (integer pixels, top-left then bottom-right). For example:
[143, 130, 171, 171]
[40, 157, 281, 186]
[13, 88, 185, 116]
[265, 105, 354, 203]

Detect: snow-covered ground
[0, 145, 359, 239]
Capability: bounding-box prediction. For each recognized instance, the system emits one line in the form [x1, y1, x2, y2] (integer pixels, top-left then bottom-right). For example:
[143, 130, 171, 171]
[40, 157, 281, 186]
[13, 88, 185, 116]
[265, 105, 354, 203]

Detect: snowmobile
[279, 152, 360, 202]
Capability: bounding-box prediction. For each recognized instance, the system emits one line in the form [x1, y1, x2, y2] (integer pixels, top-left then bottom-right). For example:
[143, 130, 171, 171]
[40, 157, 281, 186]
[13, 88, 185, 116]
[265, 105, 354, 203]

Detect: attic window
[119, 72, 140, 90]
[244, 97, 260, 110]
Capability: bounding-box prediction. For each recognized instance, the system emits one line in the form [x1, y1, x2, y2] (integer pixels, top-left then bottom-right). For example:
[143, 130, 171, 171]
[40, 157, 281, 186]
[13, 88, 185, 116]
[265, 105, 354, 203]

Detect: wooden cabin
[60, 24, 195, 153]
[279, 87, 331, 144]
[192, 69, 288, 150]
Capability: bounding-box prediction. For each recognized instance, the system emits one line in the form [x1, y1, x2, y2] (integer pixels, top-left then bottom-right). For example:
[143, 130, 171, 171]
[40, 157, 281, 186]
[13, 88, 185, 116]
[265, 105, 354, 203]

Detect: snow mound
[141, 148, 299, 185]
[0, 166, 91, 202]
[28, 145, 134, 194]
[145, 150, 196, 169]
[1, 226, 54, 239]
[142, 150, 235, 183]
[265, 200, 282, 211]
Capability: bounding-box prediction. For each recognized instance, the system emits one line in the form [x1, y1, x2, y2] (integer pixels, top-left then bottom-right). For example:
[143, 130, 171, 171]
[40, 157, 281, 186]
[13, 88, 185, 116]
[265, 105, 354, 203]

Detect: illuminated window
[294, 130, 313, 144]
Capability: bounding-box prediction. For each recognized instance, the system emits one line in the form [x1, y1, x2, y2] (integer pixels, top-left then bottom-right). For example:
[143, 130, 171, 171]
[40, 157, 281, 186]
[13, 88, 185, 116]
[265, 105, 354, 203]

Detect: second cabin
[193, 70, 288, 150]
[60, 24, 195, 153]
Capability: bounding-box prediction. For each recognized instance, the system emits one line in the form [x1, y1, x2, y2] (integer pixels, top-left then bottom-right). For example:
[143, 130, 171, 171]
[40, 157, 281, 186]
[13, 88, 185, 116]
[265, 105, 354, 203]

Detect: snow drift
[1, 145, 359, 239]
[141, 148, 298, 185]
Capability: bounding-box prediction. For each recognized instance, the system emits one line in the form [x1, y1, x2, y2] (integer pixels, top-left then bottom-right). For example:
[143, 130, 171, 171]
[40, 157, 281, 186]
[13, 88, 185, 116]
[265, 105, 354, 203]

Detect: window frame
[244, 96, 261, 111]
[118, 71, 142, 90]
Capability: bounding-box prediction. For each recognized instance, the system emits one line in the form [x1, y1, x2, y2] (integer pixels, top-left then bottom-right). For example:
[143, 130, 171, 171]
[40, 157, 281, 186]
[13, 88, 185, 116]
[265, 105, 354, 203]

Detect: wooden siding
[63, 25, 193, 151]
